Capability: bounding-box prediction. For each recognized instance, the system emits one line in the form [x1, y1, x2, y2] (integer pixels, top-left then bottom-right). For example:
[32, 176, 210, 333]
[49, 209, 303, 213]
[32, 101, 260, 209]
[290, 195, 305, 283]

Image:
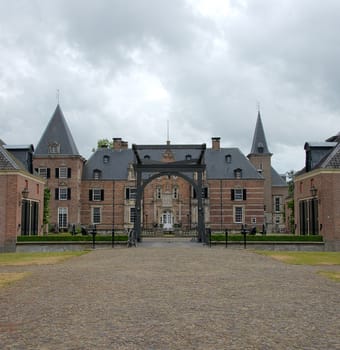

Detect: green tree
[286, 170, 295, 233]
[43, 188, 51, 232]
[97, 138, 113, 149]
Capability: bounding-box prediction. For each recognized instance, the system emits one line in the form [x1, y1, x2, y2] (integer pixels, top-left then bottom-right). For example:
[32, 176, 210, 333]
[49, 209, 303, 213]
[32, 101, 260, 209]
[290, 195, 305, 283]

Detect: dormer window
[93, 169, 102, 180]
[234, 168, 242, 179]
[144, 155, 151, 160]
[185, 154, 192, 161]
[48, 142, 60, 154]
[103, 155, 110, 164]
[225, 154, 232, 163]
[257, 143, 264, 153]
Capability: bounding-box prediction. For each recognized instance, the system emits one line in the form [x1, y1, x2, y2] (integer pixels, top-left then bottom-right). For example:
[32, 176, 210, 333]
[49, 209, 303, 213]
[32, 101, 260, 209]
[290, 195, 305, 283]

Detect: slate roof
[83, 146, 263, 180]
[318, 142, 340, 169]
[271, 167, 287, 187]
[249, 111, 271, 155]
[0, 144, 26, 171]
[35, 105, 80, 156]
[3, 145, 34, 173]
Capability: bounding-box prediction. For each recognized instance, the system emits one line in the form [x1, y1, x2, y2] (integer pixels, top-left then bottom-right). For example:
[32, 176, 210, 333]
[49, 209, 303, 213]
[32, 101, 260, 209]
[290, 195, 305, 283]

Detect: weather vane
[56, 89, 60, 105]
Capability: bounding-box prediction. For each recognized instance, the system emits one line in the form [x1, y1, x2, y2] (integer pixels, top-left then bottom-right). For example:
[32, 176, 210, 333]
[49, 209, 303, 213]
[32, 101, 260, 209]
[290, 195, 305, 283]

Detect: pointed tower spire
[249, 110, 271, 155]
[35, 105, 80, 156]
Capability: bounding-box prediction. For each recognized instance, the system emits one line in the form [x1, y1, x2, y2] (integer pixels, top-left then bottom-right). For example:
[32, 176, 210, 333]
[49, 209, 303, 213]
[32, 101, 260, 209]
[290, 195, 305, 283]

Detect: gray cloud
[1, 0, 340, 174]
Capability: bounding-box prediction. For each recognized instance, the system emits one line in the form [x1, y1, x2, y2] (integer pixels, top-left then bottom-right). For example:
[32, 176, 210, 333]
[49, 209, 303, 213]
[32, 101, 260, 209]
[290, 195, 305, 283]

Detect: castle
[1, 104, 288, 251]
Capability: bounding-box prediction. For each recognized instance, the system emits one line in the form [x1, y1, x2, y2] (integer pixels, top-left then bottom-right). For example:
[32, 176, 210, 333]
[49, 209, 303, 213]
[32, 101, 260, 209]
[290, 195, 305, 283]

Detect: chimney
[212, 137, 221, 151]
[112, 138, 122, 150]
[121, 141, 128, 149]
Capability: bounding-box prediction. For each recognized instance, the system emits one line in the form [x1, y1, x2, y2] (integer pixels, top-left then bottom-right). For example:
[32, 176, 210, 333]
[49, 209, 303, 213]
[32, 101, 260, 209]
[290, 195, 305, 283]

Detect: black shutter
[67, 188, 71, 200]
[55, 188, 59, 200]
[126, 188, 130, 199]
[243, 189, 247, 200]
[204, 187, 208, 198]
[231, 189, 235, 200]
[193, 188, 197, 199]
[68, 168, 72, 178]
[34, 168, 38, 173]
[89, 190, 93, 201]
[101, 189, 104, 201]
[47, 168, 50, 178]
[55, 168, 59, 178]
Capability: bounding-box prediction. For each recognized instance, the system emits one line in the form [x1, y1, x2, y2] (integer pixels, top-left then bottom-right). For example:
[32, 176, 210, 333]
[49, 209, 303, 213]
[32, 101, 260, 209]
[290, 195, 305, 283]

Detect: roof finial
[257, 101, 261, 115]
[56, 89, 60, 105]
[166, 120, 170, 145]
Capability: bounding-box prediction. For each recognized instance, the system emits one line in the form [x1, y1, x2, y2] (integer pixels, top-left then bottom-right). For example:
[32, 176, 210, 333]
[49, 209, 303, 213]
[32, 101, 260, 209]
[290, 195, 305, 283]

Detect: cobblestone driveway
[0, 243, 339, 349]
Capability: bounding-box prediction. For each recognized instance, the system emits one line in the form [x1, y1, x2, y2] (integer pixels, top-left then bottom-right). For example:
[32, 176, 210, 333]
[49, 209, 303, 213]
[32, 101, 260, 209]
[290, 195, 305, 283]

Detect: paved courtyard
[0, 242, 339, 349]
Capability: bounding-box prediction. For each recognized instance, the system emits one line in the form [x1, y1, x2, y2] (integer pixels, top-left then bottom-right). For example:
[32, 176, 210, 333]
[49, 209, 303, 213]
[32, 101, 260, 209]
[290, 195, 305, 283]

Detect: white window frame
[59, 167, 68, 179]
[92, 189, 102, 201]
[59, 187, 68, 200]
[58, 207, 68, 229]
[92, 207, 102, 224]
[234, 206, 244, 224]
[38, 168, 48, 179]
[234, 189, 244, 201]
[130, 207, 136, 223]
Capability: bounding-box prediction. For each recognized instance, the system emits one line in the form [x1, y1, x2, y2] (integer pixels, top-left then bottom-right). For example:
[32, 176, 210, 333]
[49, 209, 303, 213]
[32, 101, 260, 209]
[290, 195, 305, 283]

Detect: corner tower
[33, 105, 85, 232]
[248, 111, 273, 231]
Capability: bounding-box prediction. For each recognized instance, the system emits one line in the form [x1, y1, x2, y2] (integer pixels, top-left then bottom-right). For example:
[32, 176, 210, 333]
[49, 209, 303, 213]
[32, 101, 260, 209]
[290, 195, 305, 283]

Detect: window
[257, 142, 264, 153]
[156, 187, 162, 199]
[234, 206, 244, 223]
[59, 167, 68, 179]
[55, 167, 71, 179]
[144, 155, 150, 160]
[185, 154, 192, 160]
[58, 207, 68, 229]
[126, 188, 136, 200]
[55, 188, 71, 200]
[231, 189, 246, 201]
[92, 207, 101, 224]
[274, 197, 281, 212]
[173, 187, 178, 199]
[37, 168, 50, 179]
[48, 142, 60, 154]
[234, 168, 242, 179]
[130, 207, 136, 223]
[93, 170, 101, 180]
[89, 189, 104, 201]
[103, 155, 110, 164]
[225, 154, 232, 163]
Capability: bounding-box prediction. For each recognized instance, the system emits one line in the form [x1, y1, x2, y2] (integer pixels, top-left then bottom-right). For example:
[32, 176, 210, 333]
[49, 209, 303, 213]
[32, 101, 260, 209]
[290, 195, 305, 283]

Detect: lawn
[0, 251, 89, 289]
[256, 251, 340, 282]
[0, 251, 89, 266]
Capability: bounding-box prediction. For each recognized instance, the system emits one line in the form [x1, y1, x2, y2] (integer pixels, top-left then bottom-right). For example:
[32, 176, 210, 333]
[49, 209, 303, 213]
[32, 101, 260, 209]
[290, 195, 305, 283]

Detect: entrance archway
[132, 143, 207, 243]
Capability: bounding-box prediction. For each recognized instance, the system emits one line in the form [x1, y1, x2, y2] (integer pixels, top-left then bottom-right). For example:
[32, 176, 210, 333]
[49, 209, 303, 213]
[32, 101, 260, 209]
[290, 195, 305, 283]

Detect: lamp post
[310, 185, 318, 235]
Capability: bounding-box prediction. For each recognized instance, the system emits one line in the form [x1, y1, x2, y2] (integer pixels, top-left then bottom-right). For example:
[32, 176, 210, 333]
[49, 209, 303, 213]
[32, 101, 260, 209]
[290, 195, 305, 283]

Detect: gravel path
[0, 243, 339, 349]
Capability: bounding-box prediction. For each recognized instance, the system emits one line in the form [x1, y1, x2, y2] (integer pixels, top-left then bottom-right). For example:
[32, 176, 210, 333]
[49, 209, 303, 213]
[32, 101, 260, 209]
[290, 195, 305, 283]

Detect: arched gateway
[132, 143, 207, 243]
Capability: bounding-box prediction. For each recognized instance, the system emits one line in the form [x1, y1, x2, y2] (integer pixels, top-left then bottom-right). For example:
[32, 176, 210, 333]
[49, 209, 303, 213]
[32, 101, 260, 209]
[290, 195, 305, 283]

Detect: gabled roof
[35, 104, 80, 156]
[0, 144, 26, 171]
[318, 142, 340, 169]
[248, 111, 272, 156]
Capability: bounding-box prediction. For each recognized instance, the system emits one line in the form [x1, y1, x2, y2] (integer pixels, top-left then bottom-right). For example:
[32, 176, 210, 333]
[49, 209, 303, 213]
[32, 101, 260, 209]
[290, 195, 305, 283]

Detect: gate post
[134, 168, 142, 242]
[197, 169, 205, 243]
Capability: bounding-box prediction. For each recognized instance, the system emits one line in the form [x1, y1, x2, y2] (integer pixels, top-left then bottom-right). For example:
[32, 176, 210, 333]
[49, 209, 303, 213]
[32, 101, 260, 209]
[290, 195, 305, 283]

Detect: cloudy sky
[1, 0, 340, 174]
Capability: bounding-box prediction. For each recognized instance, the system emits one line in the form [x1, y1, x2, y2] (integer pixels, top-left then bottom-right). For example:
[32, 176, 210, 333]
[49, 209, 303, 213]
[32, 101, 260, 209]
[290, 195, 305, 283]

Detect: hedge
[211, 234, 323, 242]
[17, 235, 128, 242]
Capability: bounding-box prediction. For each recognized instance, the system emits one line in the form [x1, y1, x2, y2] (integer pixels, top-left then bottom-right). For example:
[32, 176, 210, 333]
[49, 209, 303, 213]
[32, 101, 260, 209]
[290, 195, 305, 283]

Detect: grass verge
[255, 251, 340, 265]
[0, 251, 89, 266]
[0, 272, 30, 288]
